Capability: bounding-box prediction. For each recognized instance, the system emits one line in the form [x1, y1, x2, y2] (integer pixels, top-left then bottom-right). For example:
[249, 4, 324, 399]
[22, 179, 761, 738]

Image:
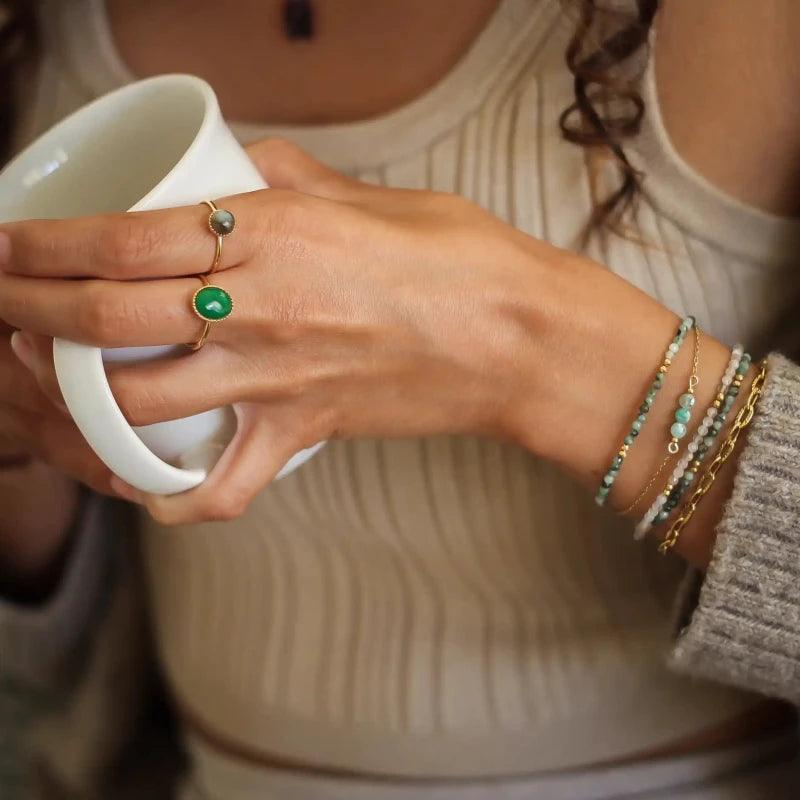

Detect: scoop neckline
[60, 0, 555, 172]
[632, 35, 800, 267]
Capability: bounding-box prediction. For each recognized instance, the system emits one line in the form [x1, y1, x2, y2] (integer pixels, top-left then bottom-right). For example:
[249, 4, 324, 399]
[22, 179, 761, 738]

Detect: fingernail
[10, 330, 34, 371]
[111, 475, 143, 504]
[0, 232, 9, 267]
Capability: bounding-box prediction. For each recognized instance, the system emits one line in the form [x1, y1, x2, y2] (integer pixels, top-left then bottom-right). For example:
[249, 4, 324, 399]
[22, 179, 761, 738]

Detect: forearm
[504, 242, 752, 568]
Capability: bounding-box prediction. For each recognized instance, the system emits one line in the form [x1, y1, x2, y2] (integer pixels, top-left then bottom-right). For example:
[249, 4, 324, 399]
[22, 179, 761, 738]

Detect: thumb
[245, 138, 355, 200]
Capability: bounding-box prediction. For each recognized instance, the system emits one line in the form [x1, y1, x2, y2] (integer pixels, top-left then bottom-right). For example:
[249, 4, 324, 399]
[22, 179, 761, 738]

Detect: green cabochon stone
[194, 285, 232, 321]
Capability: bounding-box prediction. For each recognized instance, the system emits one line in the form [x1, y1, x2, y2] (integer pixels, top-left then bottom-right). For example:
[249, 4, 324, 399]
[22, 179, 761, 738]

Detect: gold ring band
[188, 201, 236, 350]
[189, 275, 212, 351]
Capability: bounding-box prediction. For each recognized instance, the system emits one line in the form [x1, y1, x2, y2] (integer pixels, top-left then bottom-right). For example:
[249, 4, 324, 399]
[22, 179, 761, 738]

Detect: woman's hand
[0, 139, 739, 570]
[0, 319, 115, 597]
[0, 141, 551, 525]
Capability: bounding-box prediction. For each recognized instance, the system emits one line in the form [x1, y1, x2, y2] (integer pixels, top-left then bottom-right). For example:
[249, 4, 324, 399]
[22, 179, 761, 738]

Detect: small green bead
[632, 420, 643, 433]
[678, 393, 696, 409]
[612, 455, 623, 469]
[654, 374, 664, 386]
[639, 403, 651, 414]
[674, 408, 691, 424]
[603, 474, 615, 487]
[624, 435, 634, 446]
[712, 419, 723, 432]
[598, 486, 610, 497]
[656, 510, 669, 523]
[193, 285, 233, 321]
[630, 427, 640, 438]
[703, 435, 715, 448]
[670, 422, 687, 439]
[684, 470, 696, 482]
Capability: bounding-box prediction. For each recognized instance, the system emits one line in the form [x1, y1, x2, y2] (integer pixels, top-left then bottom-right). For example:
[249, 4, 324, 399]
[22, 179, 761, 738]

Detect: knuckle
[296, 406, 336, 447]
[260, 137, 305, 163]
[268, 192, 310, 237]
[204, 488, 251, 522]
[112, 377, 163, 428]
[96, 216, 159, 273]
[148, 503, 177, 527]
[78, 284, 140, 344]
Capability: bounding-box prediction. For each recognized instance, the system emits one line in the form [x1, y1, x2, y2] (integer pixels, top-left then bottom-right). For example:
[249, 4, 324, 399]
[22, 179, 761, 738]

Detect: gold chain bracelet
[658, 360, 767, 554]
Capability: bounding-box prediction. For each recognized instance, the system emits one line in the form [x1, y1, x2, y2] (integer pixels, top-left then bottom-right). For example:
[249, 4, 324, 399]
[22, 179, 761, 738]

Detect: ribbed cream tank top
[23, 0, 800, 778]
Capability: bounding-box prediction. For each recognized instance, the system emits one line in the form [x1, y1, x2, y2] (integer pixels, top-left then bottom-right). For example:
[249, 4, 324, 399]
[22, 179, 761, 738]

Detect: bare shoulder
[654, 0, 800, 217]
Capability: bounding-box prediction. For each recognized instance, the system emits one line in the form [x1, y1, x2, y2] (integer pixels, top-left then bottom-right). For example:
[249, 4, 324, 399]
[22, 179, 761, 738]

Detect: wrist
[502, 248, 680, 478]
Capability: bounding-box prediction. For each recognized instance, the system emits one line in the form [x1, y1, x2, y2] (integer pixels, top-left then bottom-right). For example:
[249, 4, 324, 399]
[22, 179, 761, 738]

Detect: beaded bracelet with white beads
[633, 344, 745, 540]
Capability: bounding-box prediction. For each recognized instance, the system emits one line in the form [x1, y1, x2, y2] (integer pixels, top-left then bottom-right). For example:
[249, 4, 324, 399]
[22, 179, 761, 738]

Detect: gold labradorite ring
[189, 274, 234, 351]
[201, 199, 236, 275]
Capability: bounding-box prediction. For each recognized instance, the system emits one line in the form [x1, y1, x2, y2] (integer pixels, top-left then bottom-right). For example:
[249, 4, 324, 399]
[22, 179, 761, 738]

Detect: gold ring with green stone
[189, 274, 233, 351]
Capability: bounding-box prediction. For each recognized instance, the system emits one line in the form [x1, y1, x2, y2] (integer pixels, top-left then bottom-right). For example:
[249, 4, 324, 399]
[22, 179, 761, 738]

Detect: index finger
[0, 194, 257, 280]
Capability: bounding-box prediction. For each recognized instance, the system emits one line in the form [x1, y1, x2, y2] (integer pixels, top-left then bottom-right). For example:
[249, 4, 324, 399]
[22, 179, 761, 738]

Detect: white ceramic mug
[0, 74, 324, 494]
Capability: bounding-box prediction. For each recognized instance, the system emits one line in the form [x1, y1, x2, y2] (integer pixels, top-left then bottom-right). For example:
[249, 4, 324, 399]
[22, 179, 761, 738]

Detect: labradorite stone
[209, 208, 235, 236]
[194, 285, 233, 321]
[674, 408, 691, 424]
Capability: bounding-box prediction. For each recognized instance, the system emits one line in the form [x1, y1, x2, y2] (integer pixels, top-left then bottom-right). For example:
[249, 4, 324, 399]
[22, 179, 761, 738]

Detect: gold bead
[713, 400, 722, 409]
[691, 460, 701, 470]
[659, 365, 668, 374]
[664, 358, 672, 366]
[716, 392, 725, 402]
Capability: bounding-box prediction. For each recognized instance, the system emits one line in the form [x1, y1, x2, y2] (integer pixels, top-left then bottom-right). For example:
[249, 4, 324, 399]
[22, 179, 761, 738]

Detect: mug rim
[0, 73, 219, 216]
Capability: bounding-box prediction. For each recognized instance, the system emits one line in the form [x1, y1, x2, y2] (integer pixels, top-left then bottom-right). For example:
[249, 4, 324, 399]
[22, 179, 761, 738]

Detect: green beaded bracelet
[595, 316, 695, 507]
[666, 323, 700, 454]
[653, 352, 751, 525]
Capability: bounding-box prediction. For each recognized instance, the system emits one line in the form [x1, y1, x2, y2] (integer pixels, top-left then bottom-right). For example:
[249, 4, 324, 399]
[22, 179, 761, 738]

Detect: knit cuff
[0, 494, 119, 691]
[670, 353, 800, 703]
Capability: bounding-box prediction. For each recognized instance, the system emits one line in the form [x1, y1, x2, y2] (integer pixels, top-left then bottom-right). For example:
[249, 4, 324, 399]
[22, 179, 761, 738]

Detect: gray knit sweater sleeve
[670, 352, 800, 702]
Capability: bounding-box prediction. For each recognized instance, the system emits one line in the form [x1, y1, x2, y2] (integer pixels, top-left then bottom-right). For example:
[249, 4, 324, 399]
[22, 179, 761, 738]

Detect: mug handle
[53, 338, 207, 494]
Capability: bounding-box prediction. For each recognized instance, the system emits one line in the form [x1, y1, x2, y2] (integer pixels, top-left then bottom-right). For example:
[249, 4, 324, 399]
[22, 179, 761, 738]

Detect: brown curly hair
[0, 0, 659, 234]
[559, 0, 659, 234]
